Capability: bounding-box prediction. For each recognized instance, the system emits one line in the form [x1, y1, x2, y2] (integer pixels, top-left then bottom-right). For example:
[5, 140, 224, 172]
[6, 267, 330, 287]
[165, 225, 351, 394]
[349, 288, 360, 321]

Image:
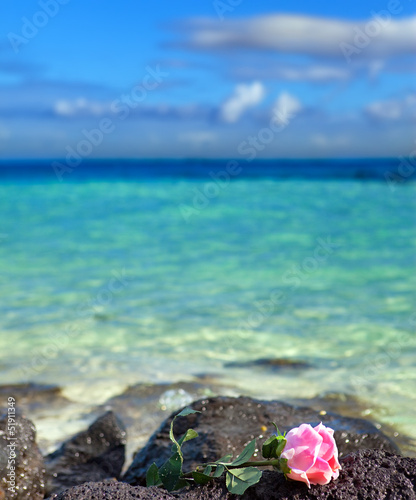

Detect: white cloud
[368, 60, 385, 81]
[52, 98, 212, 121]
[54, 98, 110, 117]
[178, 14, 416, 61]
[365, 93, 416, 121]
[274, 92, 302, 115]
[232, 64, 350, 83]
[273, 65, 349, 82]
[220, 81, 265, 123]
[272, 92, 302, 125]
[310, 133, 351, 149]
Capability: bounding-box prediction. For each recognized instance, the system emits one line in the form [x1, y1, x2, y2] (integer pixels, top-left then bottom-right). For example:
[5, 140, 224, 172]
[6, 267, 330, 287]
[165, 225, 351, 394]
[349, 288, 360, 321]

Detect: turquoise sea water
[0, 163, 415, 449]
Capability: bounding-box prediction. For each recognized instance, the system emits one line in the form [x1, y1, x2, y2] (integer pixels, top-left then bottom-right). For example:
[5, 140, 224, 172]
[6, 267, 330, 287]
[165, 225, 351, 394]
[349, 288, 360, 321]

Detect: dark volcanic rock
[239, 449, 416, 500]
[0, 383, 77, 454]
[0, 384, 68, 410]
[49, 480, 174, 499]
[45, 411, 126, 496]
[0, 414, 45, 499]
[98, 381, 219, 436]
[123, 396, 399, 486]
[94, 380, 234, 467]
[0, 384, 71, 426]
[47, 449, 416, 499]
[224, 358, 312, 371]
[293, 392, 415, 457]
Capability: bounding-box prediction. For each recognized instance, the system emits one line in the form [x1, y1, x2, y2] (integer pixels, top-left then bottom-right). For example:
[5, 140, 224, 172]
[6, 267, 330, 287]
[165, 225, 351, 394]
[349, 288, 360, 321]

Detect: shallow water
[0, 165, 415, 452]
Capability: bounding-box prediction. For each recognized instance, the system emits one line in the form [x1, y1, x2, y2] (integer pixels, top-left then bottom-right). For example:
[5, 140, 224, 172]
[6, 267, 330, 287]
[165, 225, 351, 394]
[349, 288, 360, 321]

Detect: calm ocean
[0, 159, 415, 452]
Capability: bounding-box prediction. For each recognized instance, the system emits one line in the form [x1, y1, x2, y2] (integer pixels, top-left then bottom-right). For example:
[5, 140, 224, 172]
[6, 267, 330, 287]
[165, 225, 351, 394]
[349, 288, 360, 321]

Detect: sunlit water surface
[0, 170, 415, 452]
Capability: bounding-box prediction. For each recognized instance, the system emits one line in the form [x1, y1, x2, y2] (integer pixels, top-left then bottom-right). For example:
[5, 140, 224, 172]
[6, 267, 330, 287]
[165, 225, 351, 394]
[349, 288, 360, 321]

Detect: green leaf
[177, 428, 198, 447]
[215, 453, 233, 465]
[158, 451, 183, 492]
[146, 463, 161, 487]
[231, 467, 263, 482]
[203, 465, 212, 475]
[262, 435, 278, 459]
[169, 408, 201, 457]
[275, 437, 287, 456]
[225, 467, 262, 495]
[158, 407, 201, 491]
[174, 478, 190, 490]
[213, 464, 225, 477]
[177, 407, 201, 418]
[192, 471, 213, 485]
[271, 422, 285, 437]
[262, 435, 287, 459]
[278, 458, 292, 475]
[230, 439, 256, 466]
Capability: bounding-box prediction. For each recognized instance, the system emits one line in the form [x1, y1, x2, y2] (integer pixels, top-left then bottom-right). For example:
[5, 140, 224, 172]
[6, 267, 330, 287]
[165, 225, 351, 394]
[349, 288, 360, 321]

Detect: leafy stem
[182, 458, 281, 478]
[146, 407, 290, 496]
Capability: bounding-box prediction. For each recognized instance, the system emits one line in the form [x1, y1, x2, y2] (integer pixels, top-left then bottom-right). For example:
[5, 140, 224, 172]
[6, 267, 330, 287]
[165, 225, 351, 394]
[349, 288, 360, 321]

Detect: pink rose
[280, 422, 341, 488]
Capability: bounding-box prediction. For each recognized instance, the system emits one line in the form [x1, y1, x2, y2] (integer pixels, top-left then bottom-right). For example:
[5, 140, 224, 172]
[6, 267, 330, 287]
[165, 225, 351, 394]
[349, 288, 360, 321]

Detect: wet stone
[44, 411, 126, 497]
[0, 414, 45, 500]
[48, 480, 175, 499]
[123, 395, 399, 486]
[224, 358, 312, 371]
[92, 380, 232, 464]
[48, 449, 416, 499]
[0, 384, 69, 413]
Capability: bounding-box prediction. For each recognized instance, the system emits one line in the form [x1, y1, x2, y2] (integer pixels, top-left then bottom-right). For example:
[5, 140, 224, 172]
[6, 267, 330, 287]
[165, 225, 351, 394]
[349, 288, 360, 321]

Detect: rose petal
[314, 423, 338, 463]
[281, 424, 323, 472]
[304, 456, 333, 485]
[282, 423, 341, 487]
[328, 454, 342, 475]
[286, 468, 311, 488]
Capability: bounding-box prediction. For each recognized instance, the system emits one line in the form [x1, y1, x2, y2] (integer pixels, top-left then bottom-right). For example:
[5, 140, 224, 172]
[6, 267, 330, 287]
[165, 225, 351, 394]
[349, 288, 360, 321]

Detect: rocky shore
[1, 393, 416, 499]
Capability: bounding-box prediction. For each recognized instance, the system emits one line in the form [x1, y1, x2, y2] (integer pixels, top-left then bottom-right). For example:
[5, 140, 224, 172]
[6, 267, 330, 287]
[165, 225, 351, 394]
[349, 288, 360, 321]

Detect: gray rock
[0, 413, 45, 499]
[237, 449, 416, 500]
[47, 449, 416, 499]
[123, 396, 399, 486]
[93, 379, 234, 464]
[45, 411, 126, 496]
[224, 358, 312, 371]
[292, 391, 415, 457]
[48, 479, 174, 499]
[0, 384, 69, 411]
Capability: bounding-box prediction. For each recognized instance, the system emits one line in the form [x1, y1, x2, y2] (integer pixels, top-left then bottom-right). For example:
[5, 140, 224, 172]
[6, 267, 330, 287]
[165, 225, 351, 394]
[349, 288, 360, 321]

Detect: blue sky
[0, 0, 415, 159]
